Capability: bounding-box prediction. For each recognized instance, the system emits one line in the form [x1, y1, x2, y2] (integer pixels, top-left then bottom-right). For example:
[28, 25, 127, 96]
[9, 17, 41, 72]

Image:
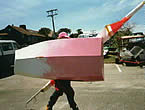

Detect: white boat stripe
[108, 25, 112, 32]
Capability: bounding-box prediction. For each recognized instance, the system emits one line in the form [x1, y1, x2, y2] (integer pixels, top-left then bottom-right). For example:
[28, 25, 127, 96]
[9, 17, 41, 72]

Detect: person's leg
[64, 86, 79, 110]
[47, 90, 63, 109]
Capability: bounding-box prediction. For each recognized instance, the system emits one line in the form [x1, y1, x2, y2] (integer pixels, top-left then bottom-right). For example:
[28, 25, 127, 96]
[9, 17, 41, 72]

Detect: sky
[0, 0, 144, 33]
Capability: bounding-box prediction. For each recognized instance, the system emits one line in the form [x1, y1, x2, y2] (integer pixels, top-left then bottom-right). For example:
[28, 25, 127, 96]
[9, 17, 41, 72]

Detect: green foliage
[69, 29, 83, 38]
[57, 28, 71, 34]
[104, 55, 116, 63]
[69, 33, 79, 38]
[38, 28, 52, 37]
[76, 29, 83, 35]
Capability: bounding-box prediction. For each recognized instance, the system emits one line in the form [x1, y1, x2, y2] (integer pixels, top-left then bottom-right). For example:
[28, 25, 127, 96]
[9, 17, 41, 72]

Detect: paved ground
[0, 64, 144, 110]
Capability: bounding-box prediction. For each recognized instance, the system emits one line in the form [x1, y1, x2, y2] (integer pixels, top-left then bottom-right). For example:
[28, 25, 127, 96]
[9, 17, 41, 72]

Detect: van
[0, 40, 18, 55]
[0, 40, 19, 78]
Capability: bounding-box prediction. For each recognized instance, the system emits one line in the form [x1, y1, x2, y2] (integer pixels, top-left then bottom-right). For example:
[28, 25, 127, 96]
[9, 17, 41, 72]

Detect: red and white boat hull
[14, 38, 104, 81]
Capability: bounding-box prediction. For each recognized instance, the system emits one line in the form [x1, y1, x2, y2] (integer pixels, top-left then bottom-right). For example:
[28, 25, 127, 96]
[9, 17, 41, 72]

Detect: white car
[0, 40, 19, 77]
[0, 40, 18, 56]
[103, 47, 109, 56]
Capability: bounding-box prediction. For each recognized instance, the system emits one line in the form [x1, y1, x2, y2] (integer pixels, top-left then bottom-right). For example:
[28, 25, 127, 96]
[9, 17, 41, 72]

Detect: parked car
[0, 40, 19, 78]
[103, 47, 109, 57]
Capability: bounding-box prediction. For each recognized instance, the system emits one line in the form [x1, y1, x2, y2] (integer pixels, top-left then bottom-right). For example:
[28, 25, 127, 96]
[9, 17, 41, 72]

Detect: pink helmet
[58, 32, 70, 39]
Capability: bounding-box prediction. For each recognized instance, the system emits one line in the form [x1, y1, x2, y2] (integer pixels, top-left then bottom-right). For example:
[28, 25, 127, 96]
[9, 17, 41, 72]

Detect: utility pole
[46, 9, 58, 36]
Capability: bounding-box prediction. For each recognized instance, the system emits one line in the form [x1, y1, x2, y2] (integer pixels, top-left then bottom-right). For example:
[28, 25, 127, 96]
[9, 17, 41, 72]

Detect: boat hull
[14, 38, 104, 81]
[15, 56, 104, 81]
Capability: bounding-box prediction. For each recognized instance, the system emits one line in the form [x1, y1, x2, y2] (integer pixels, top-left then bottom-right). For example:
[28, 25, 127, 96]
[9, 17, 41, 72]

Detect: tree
[119, 23, 135, 35]
[38, 28, 52, 37]
[76, 29, 83, 35]
[69, 33, 79, 38]
[69, 29, 83, 38]
[57, 28, 71, 34]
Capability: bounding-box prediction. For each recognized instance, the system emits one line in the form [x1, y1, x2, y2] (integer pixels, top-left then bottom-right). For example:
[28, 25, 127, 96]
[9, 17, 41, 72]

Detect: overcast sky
[0, 0, 144, 33]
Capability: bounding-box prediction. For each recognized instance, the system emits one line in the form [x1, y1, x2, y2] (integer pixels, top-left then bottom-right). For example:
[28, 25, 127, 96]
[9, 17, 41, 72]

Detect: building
[0, 25, 47, 48]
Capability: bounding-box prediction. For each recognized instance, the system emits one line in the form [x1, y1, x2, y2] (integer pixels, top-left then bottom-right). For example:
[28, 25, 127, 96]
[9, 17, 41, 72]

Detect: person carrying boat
[46, 32, 79, 110]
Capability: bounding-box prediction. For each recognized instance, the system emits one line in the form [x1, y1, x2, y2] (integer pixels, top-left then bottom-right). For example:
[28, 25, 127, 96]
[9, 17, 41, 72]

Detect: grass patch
[104, 55, 116, 63]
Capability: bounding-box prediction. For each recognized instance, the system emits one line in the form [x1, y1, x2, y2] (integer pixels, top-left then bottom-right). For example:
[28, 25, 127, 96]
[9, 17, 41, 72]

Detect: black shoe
[72, 106, 79, 110]
[46, 106, 52, 110]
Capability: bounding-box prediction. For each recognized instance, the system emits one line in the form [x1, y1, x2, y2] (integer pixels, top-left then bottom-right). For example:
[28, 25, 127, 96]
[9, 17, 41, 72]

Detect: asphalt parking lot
[0, 64, 144, 110]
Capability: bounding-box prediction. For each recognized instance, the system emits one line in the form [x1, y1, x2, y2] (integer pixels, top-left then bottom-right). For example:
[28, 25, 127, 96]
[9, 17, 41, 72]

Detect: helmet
[58, 32, 70, 39]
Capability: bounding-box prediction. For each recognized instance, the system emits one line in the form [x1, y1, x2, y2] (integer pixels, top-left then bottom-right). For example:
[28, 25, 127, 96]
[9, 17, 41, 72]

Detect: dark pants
[48, 80, 77, 109]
